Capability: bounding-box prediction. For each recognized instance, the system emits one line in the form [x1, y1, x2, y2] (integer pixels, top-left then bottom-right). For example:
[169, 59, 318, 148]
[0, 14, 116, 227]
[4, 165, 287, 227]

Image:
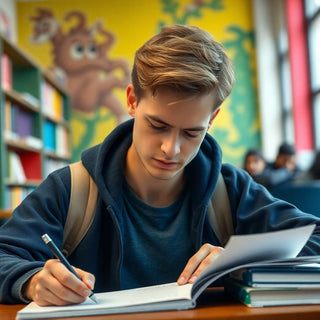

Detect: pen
[42, 233, 98, 303]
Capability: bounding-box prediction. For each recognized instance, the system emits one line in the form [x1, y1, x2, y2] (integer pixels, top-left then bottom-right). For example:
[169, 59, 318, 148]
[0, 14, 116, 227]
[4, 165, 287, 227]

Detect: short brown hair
[131, 25, 235, 110]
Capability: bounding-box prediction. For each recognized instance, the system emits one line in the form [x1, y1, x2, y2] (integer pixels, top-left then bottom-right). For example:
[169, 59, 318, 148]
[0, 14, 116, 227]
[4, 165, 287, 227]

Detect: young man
[253, 143, 300, 189]
[243, 149, 267, 177]
[0, 25, 319, 306]
[274, 142, 299, 173]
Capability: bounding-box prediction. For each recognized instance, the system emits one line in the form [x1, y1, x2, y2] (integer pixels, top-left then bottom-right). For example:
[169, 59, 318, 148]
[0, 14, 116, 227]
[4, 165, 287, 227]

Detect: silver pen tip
[90, 293, 98, 304]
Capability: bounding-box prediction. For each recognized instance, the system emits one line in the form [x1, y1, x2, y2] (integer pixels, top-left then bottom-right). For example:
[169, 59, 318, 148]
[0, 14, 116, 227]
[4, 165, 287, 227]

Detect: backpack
[62, 161, 234, 257]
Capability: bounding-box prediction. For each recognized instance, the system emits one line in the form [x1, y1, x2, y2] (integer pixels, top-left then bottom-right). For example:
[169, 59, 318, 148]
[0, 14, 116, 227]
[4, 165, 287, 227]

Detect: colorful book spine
[4, 102, 42, 146]
[1, 54, 12, 90]
[16, 108, 33, 138]
[6, 151, 27, 184]
[43, 120, 56, 152]
[10, 103, 18, 137]
[4, 99, 12, 133]
[41, 81, 64, 120]
[19, 152, 42, 181]
[55, 125, 70, 158]
[5, 186, 36, 210]
[53, 87, 63, 120]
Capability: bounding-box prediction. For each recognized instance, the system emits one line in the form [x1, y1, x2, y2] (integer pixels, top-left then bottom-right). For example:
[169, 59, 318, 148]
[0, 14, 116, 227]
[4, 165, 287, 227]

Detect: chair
[269, 183, 320, 217]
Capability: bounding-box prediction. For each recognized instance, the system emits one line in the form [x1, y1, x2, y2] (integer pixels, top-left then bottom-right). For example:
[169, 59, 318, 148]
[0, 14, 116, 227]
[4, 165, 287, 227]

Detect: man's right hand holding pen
[22, 242, 224, 306]
[22, 259, 96, 306]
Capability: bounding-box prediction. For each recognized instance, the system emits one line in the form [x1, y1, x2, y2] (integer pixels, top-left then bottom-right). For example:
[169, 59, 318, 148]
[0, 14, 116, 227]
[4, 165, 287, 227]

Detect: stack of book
[224, 262, 320, 307]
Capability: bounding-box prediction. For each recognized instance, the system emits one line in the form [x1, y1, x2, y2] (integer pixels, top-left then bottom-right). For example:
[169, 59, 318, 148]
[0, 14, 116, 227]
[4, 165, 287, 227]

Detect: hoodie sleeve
[0, 166, 71, 304]
[221, 164, 320, 256]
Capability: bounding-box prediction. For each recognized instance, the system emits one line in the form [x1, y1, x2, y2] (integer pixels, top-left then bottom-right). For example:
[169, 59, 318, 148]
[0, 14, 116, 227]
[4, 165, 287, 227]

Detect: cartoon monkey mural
[30, 8, 130, 123]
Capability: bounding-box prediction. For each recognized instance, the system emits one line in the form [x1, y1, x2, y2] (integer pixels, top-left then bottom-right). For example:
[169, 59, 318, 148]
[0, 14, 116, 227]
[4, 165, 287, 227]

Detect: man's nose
[161, 133, 181, 158]
[248, 164, 255, 174]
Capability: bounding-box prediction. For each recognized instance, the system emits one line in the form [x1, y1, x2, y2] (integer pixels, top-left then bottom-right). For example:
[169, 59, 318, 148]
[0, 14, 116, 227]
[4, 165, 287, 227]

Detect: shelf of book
[4, 89, 40, 112]
[5, 138, 42, 153]
[0, 33, 71, 216]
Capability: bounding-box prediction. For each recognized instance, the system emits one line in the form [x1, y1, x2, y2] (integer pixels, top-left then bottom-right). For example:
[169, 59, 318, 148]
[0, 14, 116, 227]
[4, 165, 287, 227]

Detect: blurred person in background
[244, 143, 300, 189]
[274, 142, 299, 174]
[243, 149, 266, 177]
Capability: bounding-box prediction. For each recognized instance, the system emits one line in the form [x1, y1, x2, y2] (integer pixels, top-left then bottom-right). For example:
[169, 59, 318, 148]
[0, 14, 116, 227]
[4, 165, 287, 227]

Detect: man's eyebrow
[146, 115, 206, 131]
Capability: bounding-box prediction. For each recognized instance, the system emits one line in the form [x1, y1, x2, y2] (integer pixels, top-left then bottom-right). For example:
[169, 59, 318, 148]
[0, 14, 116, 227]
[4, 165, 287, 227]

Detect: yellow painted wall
[16, 0, 259, 165]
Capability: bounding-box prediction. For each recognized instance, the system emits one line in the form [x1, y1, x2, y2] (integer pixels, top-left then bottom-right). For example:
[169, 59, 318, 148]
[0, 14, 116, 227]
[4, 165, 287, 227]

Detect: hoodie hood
[81, 119, 222, 212]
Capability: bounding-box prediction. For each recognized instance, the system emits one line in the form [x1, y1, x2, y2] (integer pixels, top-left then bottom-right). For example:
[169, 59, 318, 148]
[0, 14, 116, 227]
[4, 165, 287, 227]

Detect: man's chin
[148, 167, 183, 181]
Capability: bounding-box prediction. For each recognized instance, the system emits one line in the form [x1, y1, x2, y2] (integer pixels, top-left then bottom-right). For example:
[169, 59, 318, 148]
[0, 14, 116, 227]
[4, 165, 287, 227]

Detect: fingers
[177, 243, 224, 285]
[74, 267, 95, 291]
[24, 259, 95, 306]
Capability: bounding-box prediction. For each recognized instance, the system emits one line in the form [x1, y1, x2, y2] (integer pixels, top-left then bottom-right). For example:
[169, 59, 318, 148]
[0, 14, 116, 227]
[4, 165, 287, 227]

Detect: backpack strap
[207, 173, 234, 246]
[62, 161, 98, 257]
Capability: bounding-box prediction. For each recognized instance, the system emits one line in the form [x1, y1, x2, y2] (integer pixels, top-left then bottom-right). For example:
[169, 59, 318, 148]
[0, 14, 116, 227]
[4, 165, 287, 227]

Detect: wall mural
[29, 8, 130, 160]
[157, 0, 224, 27]
[156, 0, 260, 166]
[20, 0, 260, 165]
[212, 25, 260, 164]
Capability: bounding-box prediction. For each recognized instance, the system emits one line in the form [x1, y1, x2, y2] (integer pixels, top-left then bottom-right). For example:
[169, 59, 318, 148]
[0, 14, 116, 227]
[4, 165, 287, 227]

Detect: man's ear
[207, 108, 220, 130]
[126, 84, 137, 117]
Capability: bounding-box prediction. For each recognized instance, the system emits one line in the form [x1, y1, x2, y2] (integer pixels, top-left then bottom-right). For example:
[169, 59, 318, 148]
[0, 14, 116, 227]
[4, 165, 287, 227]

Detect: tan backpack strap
[207, 173, 234, 246]
[62, 161, 98, 257]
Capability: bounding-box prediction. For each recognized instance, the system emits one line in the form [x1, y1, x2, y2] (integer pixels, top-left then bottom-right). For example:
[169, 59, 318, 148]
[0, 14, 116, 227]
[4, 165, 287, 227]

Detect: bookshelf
[0, 33, 71, 218]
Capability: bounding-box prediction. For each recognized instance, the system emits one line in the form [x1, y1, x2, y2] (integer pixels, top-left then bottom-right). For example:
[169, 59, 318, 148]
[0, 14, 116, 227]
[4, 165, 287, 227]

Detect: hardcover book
[229, 263, 320, 287]
[224, 277, 320, 307]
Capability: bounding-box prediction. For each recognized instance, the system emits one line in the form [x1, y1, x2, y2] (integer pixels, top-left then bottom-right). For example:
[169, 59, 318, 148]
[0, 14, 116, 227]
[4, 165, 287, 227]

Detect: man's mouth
[153, 158, 179, 169]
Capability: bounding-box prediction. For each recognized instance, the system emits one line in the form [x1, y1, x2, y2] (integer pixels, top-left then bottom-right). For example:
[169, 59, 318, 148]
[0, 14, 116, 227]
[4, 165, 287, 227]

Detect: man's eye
[184, 131, 201, 138]
[150, 123, 165, 130]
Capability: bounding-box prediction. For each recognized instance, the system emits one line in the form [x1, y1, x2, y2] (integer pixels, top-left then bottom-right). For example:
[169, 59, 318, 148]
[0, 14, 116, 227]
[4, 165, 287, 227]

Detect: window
[305, 0, 320, 149]
[278, 26, 294, 142]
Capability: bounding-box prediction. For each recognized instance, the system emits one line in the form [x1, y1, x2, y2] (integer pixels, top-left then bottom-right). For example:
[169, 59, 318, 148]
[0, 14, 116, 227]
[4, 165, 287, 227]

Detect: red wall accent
[286, 0, 314, 151]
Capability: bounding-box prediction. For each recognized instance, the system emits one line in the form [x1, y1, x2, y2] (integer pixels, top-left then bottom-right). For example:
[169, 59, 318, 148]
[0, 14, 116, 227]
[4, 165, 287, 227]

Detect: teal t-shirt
[120, 180, 194, 289]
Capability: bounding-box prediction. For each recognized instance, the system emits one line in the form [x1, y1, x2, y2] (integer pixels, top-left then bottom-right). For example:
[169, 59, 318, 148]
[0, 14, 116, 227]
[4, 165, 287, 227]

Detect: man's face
[126, 85, 217, 182]
[245, 155, 266, 176]
[275, 154, 297, 171]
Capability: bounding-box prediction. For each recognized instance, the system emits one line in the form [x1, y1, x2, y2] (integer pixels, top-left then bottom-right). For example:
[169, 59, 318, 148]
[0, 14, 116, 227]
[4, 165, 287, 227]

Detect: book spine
[42, 81, 64, 121]
[5, 186, 35, 210]
[224, 278, 252, 306]
[1, 53, 12, 90]
[4, 99, 12, 133]
[43, 120, 56, 152]
[10, 103, 18, 138]
[7, 151, 27, 183]
[20, 152, 42, 181]
[16, 108, 33, 139]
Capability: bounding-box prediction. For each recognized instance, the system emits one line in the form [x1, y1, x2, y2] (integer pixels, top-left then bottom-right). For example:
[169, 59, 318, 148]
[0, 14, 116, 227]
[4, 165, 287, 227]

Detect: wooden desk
[2, 288, 320, 320]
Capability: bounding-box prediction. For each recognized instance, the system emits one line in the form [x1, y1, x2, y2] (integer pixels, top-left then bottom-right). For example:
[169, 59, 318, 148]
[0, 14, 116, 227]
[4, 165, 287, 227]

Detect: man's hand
[23, 259, 95, 306]
[177, 243, 224, 285]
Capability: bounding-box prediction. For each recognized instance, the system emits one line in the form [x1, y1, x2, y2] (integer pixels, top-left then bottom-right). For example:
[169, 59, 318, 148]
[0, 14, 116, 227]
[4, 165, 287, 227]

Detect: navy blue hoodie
[0, 119, 319, 304]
